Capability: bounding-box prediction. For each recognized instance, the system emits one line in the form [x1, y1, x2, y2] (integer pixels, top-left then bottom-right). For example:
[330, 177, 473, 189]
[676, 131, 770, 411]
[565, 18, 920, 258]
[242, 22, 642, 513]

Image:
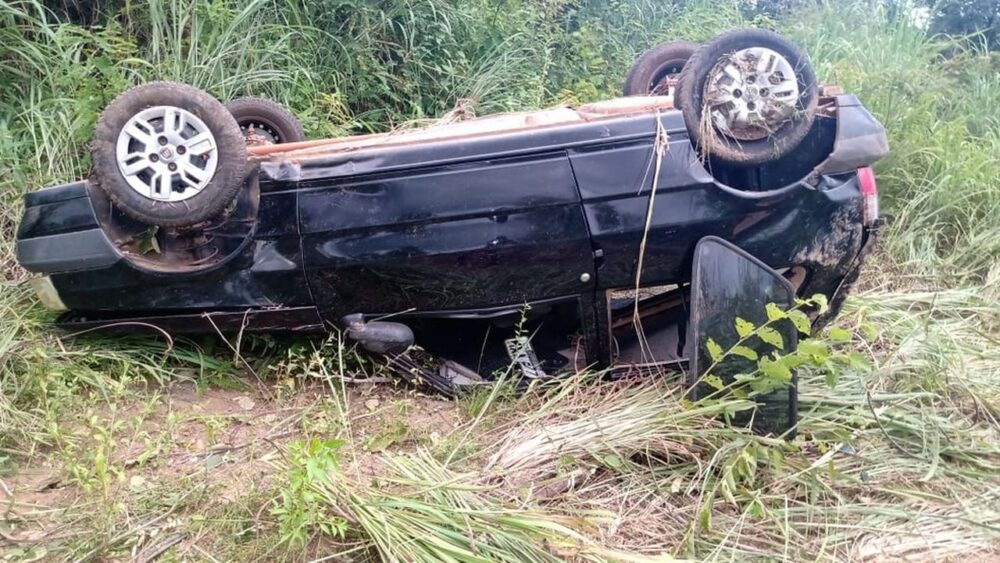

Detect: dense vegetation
[1, 0, 998, 560]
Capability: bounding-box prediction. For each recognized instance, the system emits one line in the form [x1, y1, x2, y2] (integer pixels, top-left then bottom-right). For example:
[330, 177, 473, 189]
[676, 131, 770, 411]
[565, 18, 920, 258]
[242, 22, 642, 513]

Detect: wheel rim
[703, 47, 800, 141]
[649, 63, 685, 97]
[115, 105, 219, 202]
[239, 121, 280, 146]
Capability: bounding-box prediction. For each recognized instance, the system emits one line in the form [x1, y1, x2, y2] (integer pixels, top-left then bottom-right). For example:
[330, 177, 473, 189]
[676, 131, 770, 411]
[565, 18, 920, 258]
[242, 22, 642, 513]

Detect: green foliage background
[2, 0, 998, 285]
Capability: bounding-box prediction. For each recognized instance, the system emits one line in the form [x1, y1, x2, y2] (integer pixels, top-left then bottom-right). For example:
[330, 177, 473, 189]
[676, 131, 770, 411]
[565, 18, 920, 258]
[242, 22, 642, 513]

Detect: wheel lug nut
[149, 153, 159, 162]
[168, 163, 177, 171]
[158, 136, 168, 145]
[176, 145, 186, 155]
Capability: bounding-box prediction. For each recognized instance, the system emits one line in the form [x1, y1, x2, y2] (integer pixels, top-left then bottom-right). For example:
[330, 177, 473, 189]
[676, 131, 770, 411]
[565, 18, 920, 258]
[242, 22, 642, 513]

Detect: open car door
[687, 236, 799, 437]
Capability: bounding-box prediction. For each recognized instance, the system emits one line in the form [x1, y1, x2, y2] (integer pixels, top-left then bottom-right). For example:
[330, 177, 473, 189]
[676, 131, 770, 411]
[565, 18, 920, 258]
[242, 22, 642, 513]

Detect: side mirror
[686, 237, 798, 437]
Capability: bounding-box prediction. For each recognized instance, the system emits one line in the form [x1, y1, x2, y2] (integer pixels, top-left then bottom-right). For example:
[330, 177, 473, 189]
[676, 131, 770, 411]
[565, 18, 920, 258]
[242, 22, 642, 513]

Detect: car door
[298, 152, 596, 318]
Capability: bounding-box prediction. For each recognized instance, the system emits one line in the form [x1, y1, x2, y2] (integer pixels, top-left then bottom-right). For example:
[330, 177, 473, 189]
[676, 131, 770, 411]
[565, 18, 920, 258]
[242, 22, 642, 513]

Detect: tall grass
[269, 284, 999, 560]
[787, 1, 1000, 284]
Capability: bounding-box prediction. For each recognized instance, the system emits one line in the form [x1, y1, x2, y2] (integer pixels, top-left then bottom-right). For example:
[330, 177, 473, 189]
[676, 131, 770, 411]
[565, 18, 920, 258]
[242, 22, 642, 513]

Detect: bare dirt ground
[0, 378, 463, 561]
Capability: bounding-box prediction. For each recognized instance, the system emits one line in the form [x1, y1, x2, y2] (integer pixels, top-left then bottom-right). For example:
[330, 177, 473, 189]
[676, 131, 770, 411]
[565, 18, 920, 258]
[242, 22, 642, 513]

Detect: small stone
[129, 475, 148, 491]
[204, 453, 226, 469]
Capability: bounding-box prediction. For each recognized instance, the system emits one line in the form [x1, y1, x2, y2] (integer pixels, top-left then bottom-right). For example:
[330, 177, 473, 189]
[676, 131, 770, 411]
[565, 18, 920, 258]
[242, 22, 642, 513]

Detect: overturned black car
[16, 30, 887, 433]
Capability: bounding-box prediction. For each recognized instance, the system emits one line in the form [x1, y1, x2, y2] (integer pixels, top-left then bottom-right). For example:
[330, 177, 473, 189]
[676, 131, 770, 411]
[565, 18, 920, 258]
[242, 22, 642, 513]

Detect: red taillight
[858, 166, 879, 226]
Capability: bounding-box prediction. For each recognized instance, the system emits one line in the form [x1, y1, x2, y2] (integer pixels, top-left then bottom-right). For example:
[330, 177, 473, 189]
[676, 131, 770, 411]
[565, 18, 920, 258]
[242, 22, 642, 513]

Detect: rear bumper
[15, 181, 121, 275]
[17, 229, 120, 274]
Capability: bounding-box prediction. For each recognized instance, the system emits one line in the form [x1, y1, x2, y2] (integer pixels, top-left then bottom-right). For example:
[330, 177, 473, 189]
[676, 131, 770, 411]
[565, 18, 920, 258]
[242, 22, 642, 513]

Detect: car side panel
[570, 102, 878, 295]
[582, 174, 867, 291]
[27, 184, 312, 312]
[298, 153, 596, 316]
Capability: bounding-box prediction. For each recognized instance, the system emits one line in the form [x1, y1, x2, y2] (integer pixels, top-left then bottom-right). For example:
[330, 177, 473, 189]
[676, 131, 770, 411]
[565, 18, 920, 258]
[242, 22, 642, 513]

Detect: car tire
[225, 96, 306, 146]
[91, 81, 247, 228]
[676, 29, 818, 166]
[623, 40, 698, 101]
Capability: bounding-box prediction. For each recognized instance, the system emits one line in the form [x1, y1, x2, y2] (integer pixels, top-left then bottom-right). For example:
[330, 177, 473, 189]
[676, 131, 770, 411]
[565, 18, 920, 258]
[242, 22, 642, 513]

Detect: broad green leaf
[558, 455, 578, 469]
[765, 302, 787, 321]
[731, 345, 759, 361]
[780, 353, 808, 369]
[136, 226, 160, 255]
[735, 317, 755, 338]
[827, 327, 852, 342]
[811, 293, 830, 313]
[603, 454, 624, 470]
[750, 376, 784, 394]
[759, 357, 793, 381]
[706, 338, 724, 362]
[364, 422, 408, 452]
[787, 309, 812, 335]
[847, 352, 871, 370]
[798, 339, 828, 363]
[757, 326, 784, 349]
[703, 374, 725, 390]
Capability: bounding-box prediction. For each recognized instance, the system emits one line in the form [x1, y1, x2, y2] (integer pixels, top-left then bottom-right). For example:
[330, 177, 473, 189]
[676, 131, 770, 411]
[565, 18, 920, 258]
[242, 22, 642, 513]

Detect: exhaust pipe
[341, 314, 414, 355]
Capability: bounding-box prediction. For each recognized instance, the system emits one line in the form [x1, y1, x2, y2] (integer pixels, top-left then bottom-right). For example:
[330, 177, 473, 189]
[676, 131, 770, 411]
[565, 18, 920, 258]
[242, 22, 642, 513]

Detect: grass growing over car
[1, 0, 999, 560]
